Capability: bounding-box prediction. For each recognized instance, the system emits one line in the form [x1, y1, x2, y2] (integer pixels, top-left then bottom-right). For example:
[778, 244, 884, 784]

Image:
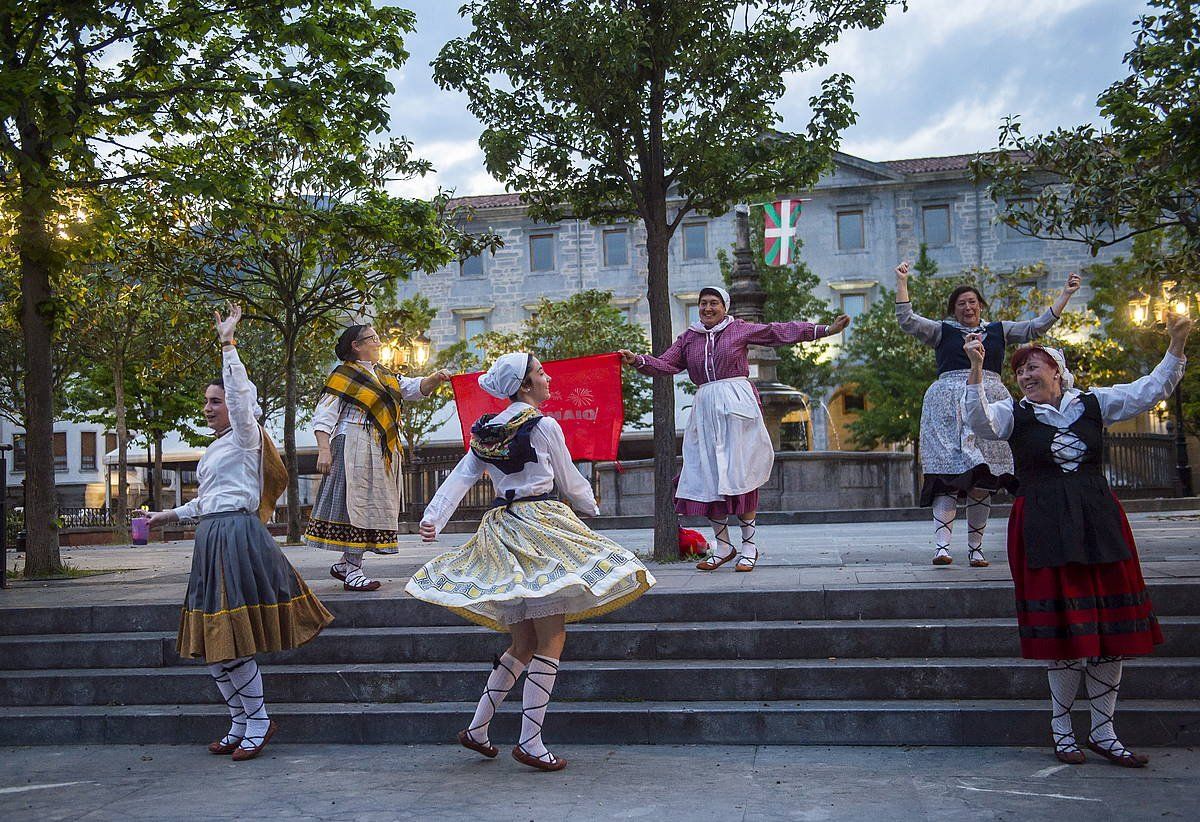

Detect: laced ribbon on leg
[466, 652, 526, 747]
[222, 656, 270, 751]
[1086, 656, 1130, 757]
[518, 654, 561, 764]
[208, 662, 247, 746]
[737, 516, 757, 558]
[707, 516, 734, 561]
[965, 489, 992, 564]
[343, 551, 379, 589]
[1047, 659, 1084, 754]
[932, 493, 957, 561]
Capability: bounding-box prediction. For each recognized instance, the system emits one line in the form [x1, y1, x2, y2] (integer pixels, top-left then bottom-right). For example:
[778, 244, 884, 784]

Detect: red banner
[449, 353, 624, 462]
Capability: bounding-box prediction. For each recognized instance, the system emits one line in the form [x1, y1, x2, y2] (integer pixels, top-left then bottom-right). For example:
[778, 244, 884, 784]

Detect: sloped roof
[447, 192, 525, 210]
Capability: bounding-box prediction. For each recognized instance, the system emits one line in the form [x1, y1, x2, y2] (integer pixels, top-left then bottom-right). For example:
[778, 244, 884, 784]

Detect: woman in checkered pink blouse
[620, 286, 848, 571]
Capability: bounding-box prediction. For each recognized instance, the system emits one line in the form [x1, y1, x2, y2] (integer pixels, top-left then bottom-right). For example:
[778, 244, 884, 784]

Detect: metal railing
[59, 507, 118, 528]
[401, 454, 495, 521]
[1103, 432, 1179, 496]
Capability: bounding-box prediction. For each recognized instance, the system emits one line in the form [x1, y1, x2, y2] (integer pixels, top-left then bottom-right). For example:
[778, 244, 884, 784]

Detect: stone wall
[595, 450, 915, 517]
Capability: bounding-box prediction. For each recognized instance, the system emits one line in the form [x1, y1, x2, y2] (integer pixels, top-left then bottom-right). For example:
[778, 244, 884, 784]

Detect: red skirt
[1007, 494, 1162, 660]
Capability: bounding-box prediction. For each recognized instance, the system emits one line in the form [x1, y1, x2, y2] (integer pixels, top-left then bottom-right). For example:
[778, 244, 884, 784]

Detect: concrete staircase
[2, 583, 1198, 746]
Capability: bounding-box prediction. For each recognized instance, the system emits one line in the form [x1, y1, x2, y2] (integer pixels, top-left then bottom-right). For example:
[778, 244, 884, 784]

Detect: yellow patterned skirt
[404, 500, 655, 632]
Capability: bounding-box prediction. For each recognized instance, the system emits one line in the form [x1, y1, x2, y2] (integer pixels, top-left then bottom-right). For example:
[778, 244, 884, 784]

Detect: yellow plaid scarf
[322, 361, 405, 470]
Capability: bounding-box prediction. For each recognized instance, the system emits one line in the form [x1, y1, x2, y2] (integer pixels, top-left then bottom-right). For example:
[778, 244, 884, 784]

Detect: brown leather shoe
[458, 729, 498, 758]
[696, 551, 736, 571]
[512, 745, 567, 772]
[344, 578, 382, 591]
[1054, 748, 1086, 765]
[207, 736, 242, 755]
[231, 720, 277, 762]
[1087, 739, 1149, 768]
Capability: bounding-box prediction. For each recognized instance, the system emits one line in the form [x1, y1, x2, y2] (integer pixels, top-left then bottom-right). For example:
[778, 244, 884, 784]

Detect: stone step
[2, 699, 1196, 747]
[3, 657, 1195, 707]
[2, 581, 1199, 636]
[4, 616, 1200, 670]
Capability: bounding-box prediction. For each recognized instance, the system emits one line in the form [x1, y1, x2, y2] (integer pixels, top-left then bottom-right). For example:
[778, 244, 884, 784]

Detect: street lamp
[1129, 286, 1193, 496]
[379, 328, 433, 372]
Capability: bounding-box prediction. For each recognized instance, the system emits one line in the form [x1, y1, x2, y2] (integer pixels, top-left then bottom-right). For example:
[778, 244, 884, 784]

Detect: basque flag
[763, 198, 803, 266]
[449, 353, 625, 462]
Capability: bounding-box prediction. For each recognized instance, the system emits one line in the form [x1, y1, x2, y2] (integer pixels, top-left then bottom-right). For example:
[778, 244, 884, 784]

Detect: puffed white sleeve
[1092, 352, 1186, 425]
[311, 393, 340, 435]
[964, 382, 1015, 440]
[221, 347, 261, 448]
[534, 417, 599, 515]
[420, 450, 488, 534]
[400, 375, 428, 401]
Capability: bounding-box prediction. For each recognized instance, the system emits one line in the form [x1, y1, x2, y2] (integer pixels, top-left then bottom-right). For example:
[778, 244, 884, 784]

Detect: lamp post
[380, 328, 433, 373]
[1, 444, 10, 588]
[1130, 286, 1194, 496]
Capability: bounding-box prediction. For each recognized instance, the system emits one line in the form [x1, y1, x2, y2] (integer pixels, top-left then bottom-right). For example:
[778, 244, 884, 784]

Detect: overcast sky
[382, 0, 1150, 198]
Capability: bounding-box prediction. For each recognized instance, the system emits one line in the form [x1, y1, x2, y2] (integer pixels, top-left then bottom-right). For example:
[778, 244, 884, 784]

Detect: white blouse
[311, 361, 427, 437]
[420, 402, 600, 534]
[171, 347, 263, 520]
[896, 302, 1059, 348]
[965, 352, 1186, 469]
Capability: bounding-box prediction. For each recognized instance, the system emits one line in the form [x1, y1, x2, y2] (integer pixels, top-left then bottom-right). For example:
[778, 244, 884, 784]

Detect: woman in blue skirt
[146, 304, 333, 761]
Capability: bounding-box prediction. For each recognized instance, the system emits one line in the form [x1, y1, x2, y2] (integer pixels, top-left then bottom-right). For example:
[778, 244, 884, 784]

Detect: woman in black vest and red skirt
[895, 261, 1081, 566]
[964, 312, 1190, 767]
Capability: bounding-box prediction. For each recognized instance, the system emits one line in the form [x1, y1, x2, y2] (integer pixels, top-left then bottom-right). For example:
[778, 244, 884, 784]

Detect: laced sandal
[457, 728, 498, 758]
[1052, 731, 1085, 765]
[1087, 738, 1149, 768]
[695, 551, 736, 571]
[343, 571, 382, 592]
[231, 719, 277, 762]
[968, 549, 989, 568]
[512, 745, 567, 772]
[207, 735, 243, 755]
[329, 562, 348, 582]
[734, 554, 758, 572]
[932, 549, 953, 566]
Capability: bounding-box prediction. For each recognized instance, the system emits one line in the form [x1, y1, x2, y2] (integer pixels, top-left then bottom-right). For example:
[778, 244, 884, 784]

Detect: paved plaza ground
[2, 511, 1198, 821]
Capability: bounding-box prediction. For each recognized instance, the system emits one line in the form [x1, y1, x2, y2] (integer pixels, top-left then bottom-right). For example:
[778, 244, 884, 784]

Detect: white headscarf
[690, 286, 734, 382]
[699, 285, 730, 309]
[1040, 346, 1076, 391]
[479, 352, 531, 400]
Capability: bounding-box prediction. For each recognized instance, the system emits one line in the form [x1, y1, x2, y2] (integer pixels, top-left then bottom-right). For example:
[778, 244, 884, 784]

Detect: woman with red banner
[407, 352, 655, 772]
[303, 323, 451, 591]
[619, 286, 848, 572]
[964, 313, 1189, 767]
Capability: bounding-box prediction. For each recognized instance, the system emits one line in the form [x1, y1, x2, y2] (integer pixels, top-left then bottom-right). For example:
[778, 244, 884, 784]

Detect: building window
[682, 223, 707, 260]
[603, 229, 628, 267]
[1004, 198, 1035, 239]
[81, 431, 98, 471]
[105, 433, 117, 455]
[12, 434, 26, 471]
[686, 303, 701, 327]
[459, 253, 484, 278]
[840, 293, 866, 342]
[843, 393, 866, 413]
[922, 205, 951, 247]
[836, 210, 865, 251]
[460, 316, 489, 358]
[53, 431, 68, 472]
[530, 233, 556, 272]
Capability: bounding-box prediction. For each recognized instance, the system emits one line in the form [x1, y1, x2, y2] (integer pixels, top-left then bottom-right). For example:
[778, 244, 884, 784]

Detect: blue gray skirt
[178, 510, 334, 663]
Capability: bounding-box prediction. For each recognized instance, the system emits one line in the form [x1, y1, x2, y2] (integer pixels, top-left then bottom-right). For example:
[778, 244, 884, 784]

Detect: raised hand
[1167, 309, 1193, 355]
[828, 314, 851, 335]
[963, 332, 986, 366]
[895, 261, 911, 283]
[428, 369, 454, 384]
[1064, 272, 1082, 295]
[214, 302, 242, 343]
[617, 349, 638, 366]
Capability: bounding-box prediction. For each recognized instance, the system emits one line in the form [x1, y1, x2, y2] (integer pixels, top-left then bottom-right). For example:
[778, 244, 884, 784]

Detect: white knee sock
[466, 651, 526, 746]
[208, 662, 247, 745]
[223, 656, 270, 750]
[1047, 659, 1084, 753]
[1086, 656, 1128, 756]
[966, 490, 992, 556]
[737, 516, 757, 560]
[932, 493, 957, 556]
[518, 654, 560, 761]
[708, 517, 734, 560]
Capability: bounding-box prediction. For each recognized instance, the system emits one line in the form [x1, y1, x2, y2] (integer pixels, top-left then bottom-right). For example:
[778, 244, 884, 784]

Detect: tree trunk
[644, 221, 679, 562]
[153, 432, 165, 512]
[16, 184, 62, 575]
[113, 361, 129, 536]
[283, 329, 302, 542]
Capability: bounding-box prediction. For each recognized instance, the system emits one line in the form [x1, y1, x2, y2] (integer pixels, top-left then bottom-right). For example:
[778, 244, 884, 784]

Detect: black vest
[935, 320, 1005, 374]
[469, 415, 543, 475]
[1007, 392, 1129, 568]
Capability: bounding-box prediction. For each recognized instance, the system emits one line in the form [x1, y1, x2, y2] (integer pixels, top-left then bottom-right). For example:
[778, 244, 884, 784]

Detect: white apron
[677, 377, 774, 502]
[342, 422, 403, 531]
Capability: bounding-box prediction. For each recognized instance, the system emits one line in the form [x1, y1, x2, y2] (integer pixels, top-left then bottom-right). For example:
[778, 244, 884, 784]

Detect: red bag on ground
[678, 526, 709, 559]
